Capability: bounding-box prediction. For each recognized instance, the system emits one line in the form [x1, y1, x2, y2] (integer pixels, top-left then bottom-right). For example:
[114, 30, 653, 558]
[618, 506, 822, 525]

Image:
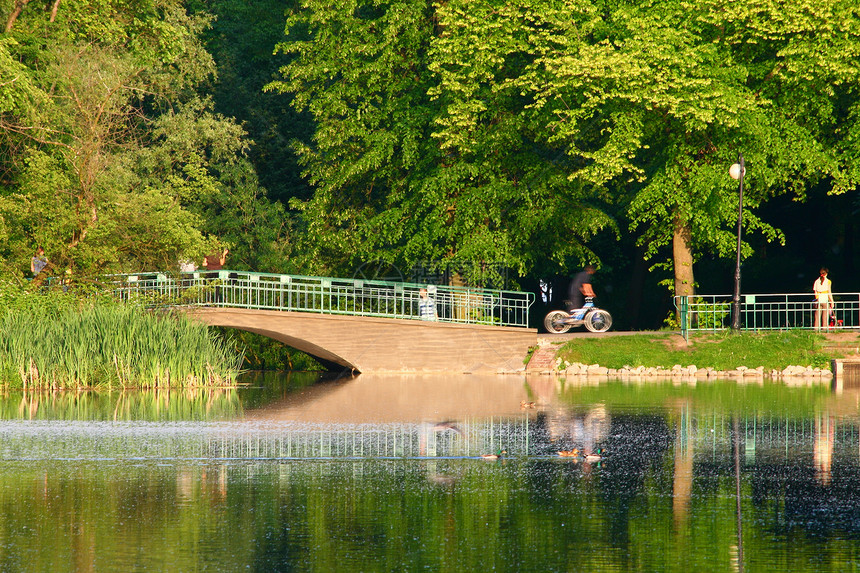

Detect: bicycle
[543, 297, 613, 333]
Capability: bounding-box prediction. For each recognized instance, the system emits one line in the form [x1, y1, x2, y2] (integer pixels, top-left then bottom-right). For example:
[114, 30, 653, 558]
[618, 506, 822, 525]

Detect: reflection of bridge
[245, 373, 543, 423]
[112, 271, 536, 373]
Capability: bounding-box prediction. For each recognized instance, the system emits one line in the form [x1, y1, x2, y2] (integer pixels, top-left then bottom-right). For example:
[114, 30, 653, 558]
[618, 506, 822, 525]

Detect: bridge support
[190, 308, 537, 374]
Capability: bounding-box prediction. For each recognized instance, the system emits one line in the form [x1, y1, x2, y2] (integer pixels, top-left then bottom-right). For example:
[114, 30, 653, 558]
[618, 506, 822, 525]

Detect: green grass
[555, 331, 849, 371]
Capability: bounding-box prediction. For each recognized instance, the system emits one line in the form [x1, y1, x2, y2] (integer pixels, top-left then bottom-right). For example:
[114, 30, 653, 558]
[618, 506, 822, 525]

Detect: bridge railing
[674, 293, 860, 338]
[109, 271, 534, 328]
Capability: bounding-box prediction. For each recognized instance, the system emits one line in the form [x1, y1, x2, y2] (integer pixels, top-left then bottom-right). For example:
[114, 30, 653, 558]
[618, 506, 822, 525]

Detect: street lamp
[729, 154, 745, 331]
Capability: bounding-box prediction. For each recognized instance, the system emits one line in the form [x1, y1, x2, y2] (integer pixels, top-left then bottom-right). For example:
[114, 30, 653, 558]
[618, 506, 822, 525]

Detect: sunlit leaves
[0, 37, 43, 116]
[268, 0, 859, 288]
[268, 0, 620, 280]
[0, 0, 258, 277]
[525, 0, 860, 291]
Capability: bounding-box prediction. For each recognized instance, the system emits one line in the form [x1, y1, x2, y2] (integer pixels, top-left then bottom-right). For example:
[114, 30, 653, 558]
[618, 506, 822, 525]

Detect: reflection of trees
[2, 415, 860, 569]
[748, 460, 860, 541]
[0, 459, 683, 571]
[814, 413, 834, 486]
[673, 401, 694, 528]
[690, 408, 860, 555]
[4, 372, 860, 570]
[1, 388, 242, 421]
[745, 410, 860, 542]
[0, 463, 253, 572]
[600, 415, 672, 548]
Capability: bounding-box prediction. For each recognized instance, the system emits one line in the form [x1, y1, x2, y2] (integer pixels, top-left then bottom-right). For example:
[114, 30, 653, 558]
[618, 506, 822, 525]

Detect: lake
[1, 372, 859, 572]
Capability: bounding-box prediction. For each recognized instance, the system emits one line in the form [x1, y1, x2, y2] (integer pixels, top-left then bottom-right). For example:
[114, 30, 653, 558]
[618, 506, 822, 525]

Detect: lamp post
[729, 154, 745, 332]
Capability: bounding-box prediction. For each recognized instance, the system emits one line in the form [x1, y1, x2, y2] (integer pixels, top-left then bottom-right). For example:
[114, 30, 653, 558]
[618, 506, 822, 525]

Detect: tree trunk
[5, 0, 30, 33]
[673, 214, 694, 299]
[49, 0, 62, 23]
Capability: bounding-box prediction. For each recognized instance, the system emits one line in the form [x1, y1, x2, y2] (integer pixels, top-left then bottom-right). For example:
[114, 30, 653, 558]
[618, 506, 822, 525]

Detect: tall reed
[0, 286, 242, 388]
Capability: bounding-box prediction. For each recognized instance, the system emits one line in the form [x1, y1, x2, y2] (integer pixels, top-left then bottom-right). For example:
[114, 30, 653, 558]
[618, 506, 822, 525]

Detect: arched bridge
[112, 271, 536, 373]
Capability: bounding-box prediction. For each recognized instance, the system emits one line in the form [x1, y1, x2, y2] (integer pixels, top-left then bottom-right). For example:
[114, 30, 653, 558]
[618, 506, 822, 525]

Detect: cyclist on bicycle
[567, 265, 596, 313]
[545, 265, 611, 333]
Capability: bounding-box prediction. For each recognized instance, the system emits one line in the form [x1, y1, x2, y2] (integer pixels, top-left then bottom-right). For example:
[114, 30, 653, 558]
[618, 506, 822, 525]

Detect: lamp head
[729, 163, 746, 180]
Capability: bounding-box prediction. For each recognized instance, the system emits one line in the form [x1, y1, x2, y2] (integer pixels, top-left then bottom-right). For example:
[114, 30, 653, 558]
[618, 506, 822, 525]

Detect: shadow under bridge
[112, 271, 537, 373]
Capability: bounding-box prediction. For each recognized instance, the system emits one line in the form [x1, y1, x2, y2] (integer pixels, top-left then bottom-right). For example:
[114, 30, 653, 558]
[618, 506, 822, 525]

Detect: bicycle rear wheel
[584, 309, 612, 333]
[544, 311, 572, 334]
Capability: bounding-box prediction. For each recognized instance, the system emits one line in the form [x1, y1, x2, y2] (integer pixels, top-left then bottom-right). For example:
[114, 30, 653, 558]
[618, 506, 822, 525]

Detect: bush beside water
[0, 284, 243, 388]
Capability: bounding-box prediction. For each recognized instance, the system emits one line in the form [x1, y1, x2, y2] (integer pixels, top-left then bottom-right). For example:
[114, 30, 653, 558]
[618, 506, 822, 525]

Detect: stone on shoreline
[543, 359, 831, 381]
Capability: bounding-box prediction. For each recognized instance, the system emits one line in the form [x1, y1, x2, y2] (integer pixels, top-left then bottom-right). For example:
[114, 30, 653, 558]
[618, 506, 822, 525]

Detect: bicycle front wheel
[584, 309, 612, 333]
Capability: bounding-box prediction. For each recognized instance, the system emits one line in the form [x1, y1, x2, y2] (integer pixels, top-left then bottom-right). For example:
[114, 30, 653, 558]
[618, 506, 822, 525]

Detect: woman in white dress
[813, 268, 832, 332]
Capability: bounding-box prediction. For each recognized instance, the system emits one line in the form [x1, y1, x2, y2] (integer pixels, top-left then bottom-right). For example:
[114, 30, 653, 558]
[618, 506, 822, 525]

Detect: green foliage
[190, 0, 313, 206]
[225, 330, 323, 371]
[2, 0, 858, 320]
[267, 0, 860, 291]
[0, 37, 43, 115]
[547, 0, 860, 291]
[0, 283, 243, 388]
[136, 99, 294, 272]
[684, 298, 731, 330]
[267, 0, 616, 281]
[0, 0, 288, 281]
[662, 310, 681, 331]
[267, 0, 436, 275]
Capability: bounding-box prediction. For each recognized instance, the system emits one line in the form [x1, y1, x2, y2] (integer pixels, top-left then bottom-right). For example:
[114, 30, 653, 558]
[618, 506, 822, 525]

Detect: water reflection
[0, 374, 857, 466]
[244, 372, 539, 422]
[0, 386, 244, 421]
[814, 412, 834, 485]
[0, 374, 859, 571]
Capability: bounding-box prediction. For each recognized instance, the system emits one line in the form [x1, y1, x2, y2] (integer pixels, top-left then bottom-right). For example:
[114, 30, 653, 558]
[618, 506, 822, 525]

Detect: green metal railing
[110, 270, 534, 328]
[675, 293, 860, 338]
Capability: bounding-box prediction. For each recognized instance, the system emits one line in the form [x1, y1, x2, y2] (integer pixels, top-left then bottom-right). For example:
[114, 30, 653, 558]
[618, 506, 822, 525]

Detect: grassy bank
[0, 283, 243, 388]
[554, 331, 854, 371]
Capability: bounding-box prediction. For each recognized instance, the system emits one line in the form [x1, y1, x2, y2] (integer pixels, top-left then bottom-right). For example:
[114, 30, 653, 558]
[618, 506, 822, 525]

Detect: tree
[427, 0, 617, 281]
[529, 0, 860, 297]
[267, 0, 616, 284]
[134, 98, 293, 272]
[266, 0, 437, 276]
[0, 0, 282, 277]
[268, 0, 860, 305]
[191, 0, 313, 206]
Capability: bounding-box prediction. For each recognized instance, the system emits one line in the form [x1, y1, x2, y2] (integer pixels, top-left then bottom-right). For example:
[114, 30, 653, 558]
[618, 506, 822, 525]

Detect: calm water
[1, 372, 860, 572]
